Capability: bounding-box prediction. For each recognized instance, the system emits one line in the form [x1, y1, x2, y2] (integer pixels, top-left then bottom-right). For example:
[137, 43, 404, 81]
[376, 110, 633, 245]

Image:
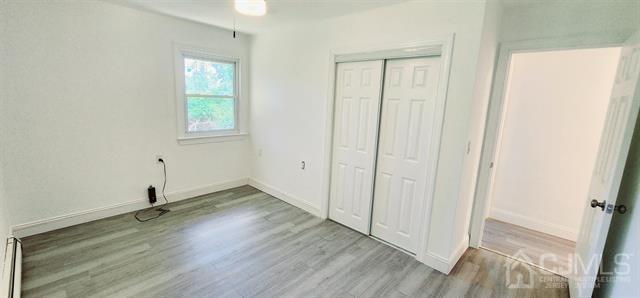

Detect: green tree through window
[184, 57, 236, 132]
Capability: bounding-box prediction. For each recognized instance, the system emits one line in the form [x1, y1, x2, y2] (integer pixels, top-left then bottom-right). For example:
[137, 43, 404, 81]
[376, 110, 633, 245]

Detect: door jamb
[319, 34, 455, 266]
[468, 35, 627, 250]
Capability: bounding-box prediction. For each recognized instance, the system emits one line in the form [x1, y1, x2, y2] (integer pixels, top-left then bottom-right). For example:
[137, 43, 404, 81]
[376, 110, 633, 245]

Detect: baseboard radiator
[1, 238, 21, 298]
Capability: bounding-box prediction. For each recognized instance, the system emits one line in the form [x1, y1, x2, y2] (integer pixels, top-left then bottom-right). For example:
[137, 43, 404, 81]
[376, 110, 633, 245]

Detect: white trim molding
[248, 178, 324, 218]
[1, 237, 21, 297]
[177, 132, 249, 145]
[421, 236, 469, 274]
[11, 178, 249, 237]
[334, 42, 443, 63]
[173, 42, 249, 143]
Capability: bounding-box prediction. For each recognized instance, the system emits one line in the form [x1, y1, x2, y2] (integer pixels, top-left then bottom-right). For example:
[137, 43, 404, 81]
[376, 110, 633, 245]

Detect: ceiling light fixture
[235, 0, 267, 16]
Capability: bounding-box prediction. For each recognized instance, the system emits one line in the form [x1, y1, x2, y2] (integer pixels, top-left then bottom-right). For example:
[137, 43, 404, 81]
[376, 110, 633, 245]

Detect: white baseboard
[248, 178, 323, 218]
[421, 236, 469, 274]
[489, 207, 578, 241]
[450, 236, 470, 271]
[11, 178, 249, 238]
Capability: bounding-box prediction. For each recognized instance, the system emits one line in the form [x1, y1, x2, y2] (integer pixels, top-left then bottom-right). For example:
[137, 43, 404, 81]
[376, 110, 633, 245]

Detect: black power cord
[135, 159, 170, 222]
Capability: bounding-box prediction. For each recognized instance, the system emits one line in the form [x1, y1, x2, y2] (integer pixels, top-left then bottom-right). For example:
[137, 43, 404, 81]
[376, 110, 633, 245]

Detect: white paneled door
[329, 60, 384, 234]
[371, 57, 442, 253]
[570, 31, 640, 298]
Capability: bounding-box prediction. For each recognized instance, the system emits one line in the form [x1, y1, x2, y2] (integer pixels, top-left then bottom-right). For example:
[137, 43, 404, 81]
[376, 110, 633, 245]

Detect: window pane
[184, 58, 234, 96]
[187, 97, 235, 132]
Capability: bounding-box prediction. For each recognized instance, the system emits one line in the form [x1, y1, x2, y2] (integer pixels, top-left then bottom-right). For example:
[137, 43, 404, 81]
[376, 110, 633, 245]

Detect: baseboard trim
[248, 178, 323, 218]
[11, 178, 249, 238]
[489, 207, 578, 241]
[422, 236, 469, 274]
[422, 251, 451, 274]
[449, 236, 470, 272]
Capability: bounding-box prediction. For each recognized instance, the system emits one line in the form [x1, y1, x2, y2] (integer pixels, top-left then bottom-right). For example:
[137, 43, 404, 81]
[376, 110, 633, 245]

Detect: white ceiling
[109, 0, 407, 34]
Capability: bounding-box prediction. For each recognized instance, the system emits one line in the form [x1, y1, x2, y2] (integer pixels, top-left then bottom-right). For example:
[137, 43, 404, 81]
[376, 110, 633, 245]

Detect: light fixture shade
[235, 0, 267, 16]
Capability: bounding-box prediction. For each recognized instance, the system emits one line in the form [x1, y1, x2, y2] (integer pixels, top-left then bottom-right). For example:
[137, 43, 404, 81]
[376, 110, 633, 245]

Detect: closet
[329, 55, 442, 254]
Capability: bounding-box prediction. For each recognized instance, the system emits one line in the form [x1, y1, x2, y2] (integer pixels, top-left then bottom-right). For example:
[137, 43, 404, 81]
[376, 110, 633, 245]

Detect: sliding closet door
[371, 57, 442, 252]
[329, 60, 384, 234]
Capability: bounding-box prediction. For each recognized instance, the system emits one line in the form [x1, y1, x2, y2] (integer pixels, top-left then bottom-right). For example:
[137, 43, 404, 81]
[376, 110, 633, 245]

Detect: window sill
[177, 133, 249, 145]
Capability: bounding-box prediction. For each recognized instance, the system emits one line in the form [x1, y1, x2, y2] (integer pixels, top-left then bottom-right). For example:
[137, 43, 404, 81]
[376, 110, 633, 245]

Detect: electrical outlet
[301, 160, 306, 170]
[155, 155, 165, 164]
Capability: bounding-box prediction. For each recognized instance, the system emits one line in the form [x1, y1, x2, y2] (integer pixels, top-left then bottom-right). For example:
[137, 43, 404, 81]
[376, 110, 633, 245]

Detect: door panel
[371, 57, 442, 252]
[329, 60, 384, 234]
[571, 31, 640, 297]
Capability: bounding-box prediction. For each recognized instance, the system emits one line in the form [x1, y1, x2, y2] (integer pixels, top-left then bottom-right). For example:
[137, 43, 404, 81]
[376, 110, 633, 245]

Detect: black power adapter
[148, 185, 157, 204]
[135, 158, 170, 222]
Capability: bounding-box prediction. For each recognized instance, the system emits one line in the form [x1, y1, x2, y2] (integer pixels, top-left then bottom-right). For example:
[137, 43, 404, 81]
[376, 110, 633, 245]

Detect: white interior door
[371, 57, 442, 253]
[329, 60, 384, 234]
[571, 31, 640, 298]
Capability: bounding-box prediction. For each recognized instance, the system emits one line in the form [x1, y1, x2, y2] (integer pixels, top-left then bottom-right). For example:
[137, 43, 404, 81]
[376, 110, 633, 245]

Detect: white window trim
[173, 43, 247, 144]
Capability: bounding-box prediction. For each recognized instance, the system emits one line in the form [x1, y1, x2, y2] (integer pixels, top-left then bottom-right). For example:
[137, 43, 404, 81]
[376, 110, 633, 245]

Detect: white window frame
[174, 43, 246, 143]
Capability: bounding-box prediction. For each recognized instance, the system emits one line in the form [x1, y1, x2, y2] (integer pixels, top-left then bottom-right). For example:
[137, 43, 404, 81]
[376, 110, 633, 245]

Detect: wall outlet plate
[155, 155, 165, 164]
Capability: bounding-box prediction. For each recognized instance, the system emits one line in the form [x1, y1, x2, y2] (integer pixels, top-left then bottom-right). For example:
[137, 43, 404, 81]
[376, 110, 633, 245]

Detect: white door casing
[371, 57, 442, 253]
[570, 31, 640, 298]
[329, 60, 384, 234]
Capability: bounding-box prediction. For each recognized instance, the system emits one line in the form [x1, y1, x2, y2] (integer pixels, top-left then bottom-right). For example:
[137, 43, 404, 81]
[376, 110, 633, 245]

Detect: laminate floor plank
[481, 217, 576, 275]
[21, 186, 569, 297]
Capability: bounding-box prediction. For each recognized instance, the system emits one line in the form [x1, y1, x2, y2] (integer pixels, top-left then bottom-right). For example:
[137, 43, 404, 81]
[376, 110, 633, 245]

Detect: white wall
[489, 48, 621, 241]
[0, 0, 12, 268]
[501, 1, 640, 43]
[250, 0, 489, 271]
[1, 1, 251, 231]
[457, 0, 502, 249]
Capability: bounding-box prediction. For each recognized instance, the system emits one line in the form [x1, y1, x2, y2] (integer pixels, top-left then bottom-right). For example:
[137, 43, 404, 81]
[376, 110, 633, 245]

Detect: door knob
[591, 199, 606, 211]
[615, 204, 628, 214]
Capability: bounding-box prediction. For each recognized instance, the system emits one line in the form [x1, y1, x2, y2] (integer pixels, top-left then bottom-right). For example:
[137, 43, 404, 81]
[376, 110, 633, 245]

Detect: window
[184, 57, 236, 132]
[175, 44, 244, 142]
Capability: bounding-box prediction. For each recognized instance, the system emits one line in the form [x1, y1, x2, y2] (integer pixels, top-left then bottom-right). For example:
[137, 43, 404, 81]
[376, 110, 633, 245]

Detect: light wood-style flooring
[482, 217, 576, 276]
[21, 186, 569, 297]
